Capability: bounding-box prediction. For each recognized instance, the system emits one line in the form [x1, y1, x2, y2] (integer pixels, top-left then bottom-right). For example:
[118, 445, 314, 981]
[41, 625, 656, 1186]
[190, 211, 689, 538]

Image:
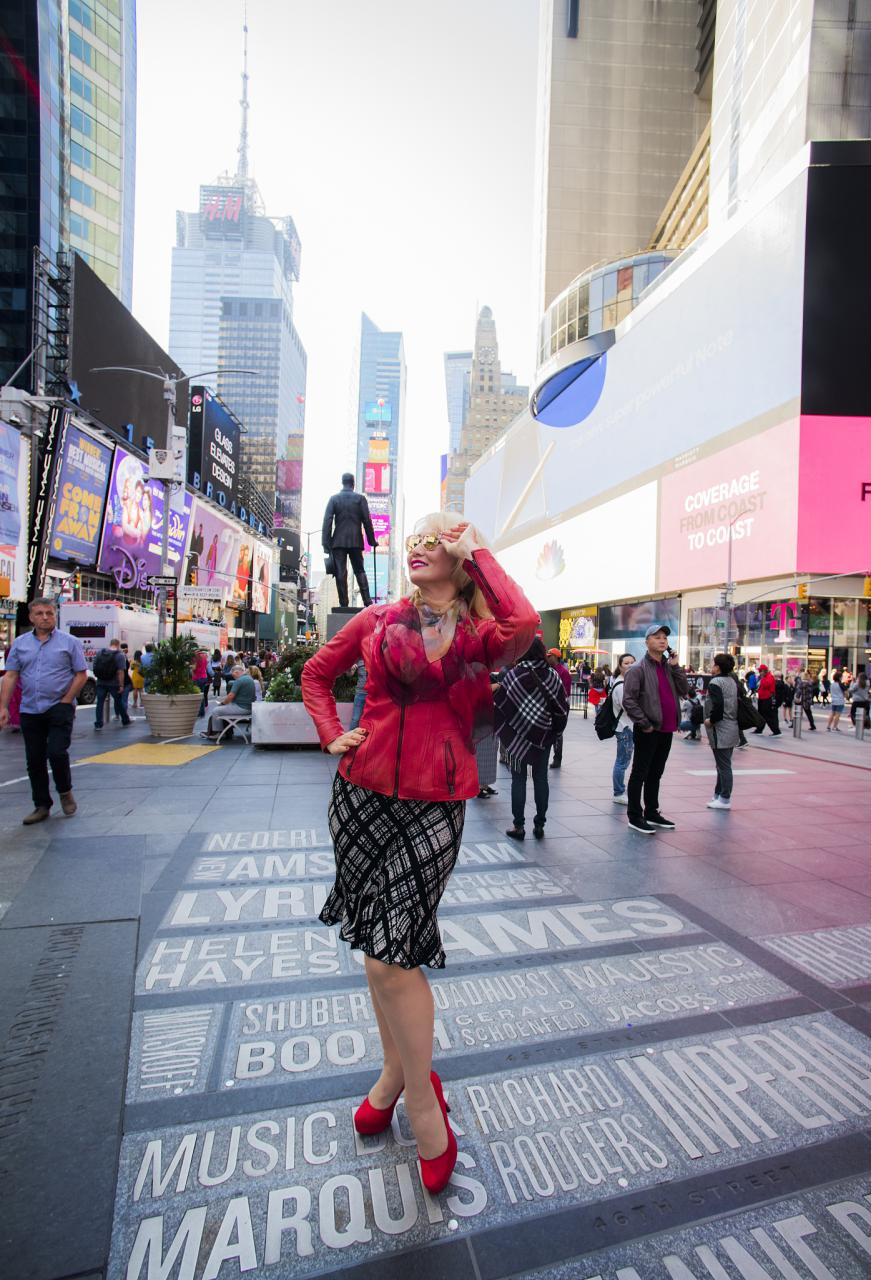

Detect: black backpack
[93, 648, 118, 681]
[594, 678, 623, 740]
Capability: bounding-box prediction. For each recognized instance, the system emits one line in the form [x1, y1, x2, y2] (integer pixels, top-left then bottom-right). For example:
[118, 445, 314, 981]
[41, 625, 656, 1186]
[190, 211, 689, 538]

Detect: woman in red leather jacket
[302, 513, 537, 1193]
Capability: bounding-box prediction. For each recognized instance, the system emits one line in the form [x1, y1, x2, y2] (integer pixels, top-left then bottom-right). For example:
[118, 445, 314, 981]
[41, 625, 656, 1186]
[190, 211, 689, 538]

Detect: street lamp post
[89, 366, 256, 641]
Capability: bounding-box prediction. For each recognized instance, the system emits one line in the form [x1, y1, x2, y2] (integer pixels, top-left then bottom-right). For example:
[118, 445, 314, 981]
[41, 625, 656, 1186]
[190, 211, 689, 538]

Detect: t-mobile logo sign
[770, 601, 799, 632]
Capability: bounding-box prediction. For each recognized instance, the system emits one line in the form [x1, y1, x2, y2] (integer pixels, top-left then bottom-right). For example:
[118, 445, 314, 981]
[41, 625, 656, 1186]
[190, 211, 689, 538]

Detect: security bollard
[858, 712, 866, 742]
[793, 709, 802, 739]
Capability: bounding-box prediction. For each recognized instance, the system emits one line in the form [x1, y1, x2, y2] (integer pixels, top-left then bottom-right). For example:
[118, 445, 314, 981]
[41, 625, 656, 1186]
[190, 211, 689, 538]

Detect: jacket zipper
[393, 706, 406, 798]
[444, 740, 457, 797]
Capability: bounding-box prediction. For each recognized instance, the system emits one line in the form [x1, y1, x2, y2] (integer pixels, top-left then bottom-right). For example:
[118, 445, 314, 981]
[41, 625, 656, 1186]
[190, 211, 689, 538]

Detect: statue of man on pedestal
[322, 473, 376, 607]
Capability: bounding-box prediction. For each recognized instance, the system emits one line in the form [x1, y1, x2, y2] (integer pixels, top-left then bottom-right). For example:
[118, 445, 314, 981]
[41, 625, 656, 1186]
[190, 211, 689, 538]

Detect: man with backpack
[620, 625, 688, 835]
[94, 638, 131, 730]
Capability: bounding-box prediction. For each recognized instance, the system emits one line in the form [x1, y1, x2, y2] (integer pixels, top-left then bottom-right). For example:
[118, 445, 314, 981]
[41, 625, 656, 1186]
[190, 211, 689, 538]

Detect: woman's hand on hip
[326, 728, 368, 755]
[440, 521, 480, 560]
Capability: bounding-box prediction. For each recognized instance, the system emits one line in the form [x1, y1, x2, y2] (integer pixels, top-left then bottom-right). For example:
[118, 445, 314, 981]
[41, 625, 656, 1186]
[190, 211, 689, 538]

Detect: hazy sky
[132, 0, 539, 539]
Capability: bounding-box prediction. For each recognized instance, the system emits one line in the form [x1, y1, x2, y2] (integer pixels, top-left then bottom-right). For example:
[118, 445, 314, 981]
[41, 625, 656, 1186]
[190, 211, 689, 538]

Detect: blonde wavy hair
[411, 511, 493, 619]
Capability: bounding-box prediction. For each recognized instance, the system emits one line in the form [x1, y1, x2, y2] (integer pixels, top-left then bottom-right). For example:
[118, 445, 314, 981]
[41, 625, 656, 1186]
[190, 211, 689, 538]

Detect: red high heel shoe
[353, 1084, 403, 1136]
[418, 1071, 457, 1194]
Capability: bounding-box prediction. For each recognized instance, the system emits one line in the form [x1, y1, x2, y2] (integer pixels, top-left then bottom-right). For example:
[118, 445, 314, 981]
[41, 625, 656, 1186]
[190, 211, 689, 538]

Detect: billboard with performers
[184, 498, 271, 612]
[251, 541, 272, 614]
[364, 462, 391, 494]
[0, 422, 28, 601]
[48, 427, 113, 565]
[98, 446, 191, 591]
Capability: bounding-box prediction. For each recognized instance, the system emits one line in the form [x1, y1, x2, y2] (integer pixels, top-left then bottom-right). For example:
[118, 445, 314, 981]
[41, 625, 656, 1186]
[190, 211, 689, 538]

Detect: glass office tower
[0, 0, 136, 386]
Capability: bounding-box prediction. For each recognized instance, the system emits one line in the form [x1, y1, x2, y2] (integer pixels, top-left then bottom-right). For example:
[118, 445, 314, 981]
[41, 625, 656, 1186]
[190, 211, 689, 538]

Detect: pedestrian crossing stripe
[77, 743, 220, 766]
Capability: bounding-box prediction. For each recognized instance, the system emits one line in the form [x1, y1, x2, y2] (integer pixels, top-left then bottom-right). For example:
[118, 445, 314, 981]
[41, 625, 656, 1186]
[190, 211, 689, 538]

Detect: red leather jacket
[757, 671, 776, 700]
[301, 550, 538, 802]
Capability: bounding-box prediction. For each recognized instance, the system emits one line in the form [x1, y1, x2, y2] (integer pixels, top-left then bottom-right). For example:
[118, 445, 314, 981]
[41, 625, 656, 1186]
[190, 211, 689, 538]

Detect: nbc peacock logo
[536, 539, 565, 581]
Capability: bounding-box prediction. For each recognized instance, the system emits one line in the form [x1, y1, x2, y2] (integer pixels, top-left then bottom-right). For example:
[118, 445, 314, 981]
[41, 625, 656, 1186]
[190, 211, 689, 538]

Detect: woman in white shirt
[611, 653, 636, 804]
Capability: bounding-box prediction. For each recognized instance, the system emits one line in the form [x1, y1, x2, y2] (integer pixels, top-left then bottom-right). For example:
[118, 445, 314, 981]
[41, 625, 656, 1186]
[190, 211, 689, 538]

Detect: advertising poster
[364, 462, 391, 494]
[0, 422, 28, 601]
[658, 418, 799, 593]
[251, 542, 272, 614]
[98, 446, 192, 591]
[368, 437, 390, 463]
[184, 498, 241, 598]
[231, 531, 255, 609]
[364, 495, 390, 551]
[798, 415, 871, 571]
[48, 427, 113, 565]
[187, 387, 240, 508]
[364, 400, 392, 426]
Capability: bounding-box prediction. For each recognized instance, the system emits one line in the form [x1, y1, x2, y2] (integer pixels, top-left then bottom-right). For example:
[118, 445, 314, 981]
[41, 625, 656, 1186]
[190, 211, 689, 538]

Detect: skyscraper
[444, 307, 527, 513]
[168, 17, 306, 530]
[533, 0, 709, 314]
[443, 351, 472, 455]
[0, 0, 137, 386]
[354, 313, 406, 600]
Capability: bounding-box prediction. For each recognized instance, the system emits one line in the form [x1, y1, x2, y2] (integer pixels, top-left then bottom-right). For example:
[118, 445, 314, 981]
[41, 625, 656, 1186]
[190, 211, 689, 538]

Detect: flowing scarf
[369, 596, 493, 749]
[493, 658, 568, 769]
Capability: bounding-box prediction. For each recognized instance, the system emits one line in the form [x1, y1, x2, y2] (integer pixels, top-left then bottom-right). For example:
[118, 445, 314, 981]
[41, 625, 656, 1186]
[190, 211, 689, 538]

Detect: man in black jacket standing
[322, 474, 376, 607]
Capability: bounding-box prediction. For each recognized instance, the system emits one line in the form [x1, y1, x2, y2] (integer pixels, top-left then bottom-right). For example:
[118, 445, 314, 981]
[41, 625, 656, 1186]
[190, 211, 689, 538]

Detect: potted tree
[142, 634, 203, 738]
[252, 645, 355, 746]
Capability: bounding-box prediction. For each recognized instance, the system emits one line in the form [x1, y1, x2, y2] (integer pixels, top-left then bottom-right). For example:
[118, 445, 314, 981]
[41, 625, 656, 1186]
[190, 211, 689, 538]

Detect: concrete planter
[252, 700, 352, 747]
[142, 693, 202, 739]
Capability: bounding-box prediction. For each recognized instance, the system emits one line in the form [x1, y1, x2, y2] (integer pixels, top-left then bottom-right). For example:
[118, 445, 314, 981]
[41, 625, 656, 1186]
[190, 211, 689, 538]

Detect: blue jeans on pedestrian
[349, 689, 367, 730]
[95, 682, 130, 727]
[613, 725, 634, 796]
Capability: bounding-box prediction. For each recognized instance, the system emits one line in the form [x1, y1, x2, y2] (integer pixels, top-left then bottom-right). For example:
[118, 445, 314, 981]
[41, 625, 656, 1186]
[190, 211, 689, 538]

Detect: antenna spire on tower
[236, 1, 250, 181]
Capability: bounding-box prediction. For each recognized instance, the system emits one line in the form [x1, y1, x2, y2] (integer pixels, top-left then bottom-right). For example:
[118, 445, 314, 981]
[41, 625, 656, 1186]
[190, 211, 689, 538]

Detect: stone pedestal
[326, 606, 363, 640]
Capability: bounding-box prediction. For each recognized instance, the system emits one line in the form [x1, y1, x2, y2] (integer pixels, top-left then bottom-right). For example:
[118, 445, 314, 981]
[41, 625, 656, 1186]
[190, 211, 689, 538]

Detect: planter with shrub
[252, 648, 353, 746]
[142, 634, 203, 738]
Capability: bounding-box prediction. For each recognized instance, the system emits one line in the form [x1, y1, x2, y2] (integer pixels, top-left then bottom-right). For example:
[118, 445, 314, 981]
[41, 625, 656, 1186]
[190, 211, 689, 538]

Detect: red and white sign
[364, 462, 391, 494]
[658, 419, 799, 592]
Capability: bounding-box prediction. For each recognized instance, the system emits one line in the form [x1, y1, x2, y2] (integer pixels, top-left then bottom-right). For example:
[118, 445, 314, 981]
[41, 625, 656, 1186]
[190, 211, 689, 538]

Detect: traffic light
[797, 582, 808, 601]
[73, 572, 81, 599]
[864, 576, 871, 599]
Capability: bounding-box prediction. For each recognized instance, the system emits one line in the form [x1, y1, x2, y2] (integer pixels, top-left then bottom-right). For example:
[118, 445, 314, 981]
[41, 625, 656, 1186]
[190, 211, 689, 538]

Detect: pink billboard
[798, 415, 871, 572]
[658, 419, 799, 592]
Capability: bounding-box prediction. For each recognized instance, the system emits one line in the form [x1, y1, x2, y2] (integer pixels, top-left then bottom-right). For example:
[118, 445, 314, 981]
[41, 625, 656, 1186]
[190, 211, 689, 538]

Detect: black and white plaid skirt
[320, 772, 465, 969]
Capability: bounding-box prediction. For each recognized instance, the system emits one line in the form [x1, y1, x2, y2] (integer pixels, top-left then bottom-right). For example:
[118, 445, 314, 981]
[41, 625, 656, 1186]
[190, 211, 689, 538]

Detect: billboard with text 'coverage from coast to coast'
[658, 418, 800, 593]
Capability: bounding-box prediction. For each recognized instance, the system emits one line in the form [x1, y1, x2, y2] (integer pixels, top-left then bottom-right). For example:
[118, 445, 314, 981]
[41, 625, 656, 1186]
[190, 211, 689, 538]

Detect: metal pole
[156, 379, 175, 644]
[793, 696, 802, 739]
[857, 707, 866, 742]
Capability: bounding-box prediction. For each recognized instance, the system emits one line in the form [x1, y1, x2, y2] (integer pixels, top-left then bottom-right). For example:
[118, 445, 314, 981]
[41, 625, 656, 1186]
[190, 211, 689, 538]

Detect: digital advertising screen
[658, 419, 799, 593]
[364, 400, 392, 426]
[185, 498, 244, 604]
[48, 427, 113, 566]
[188, 387, 241, 509]
[364, 462, 391, 494]
[98, 446, 191, 591]
[0, 422, 28, 601]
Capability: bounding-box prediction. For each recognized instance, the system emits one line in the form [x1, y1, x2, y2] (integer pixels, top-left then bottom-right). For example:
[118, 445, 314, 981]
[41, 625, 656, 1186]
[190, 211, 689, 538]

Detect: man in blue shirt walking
[0, 598, 88, 823]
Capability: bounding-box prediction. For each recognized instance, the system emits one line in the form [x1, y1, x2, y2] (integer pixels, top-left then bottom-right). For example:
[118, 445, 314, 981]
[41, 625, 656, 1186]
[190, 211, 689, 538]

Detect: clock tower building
[444, 306, 528, 512]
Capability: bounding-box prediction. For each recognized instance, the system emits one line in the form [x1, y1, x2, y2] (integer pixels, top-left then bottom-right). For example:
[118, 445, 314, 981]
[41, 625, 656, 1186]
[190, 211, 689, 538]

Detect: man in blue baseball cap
[620, 624, 689, 835]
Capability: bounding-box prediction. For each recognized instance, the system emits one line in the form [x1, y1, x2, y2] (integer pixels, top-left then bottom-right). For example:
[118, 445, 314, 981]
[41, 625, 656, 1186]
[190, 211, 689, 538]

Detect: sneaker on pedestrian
[94, 723, 102, 731]
[612, 793, 629, 805]
[60, 791, 77, 816]
[707, 796, 731, 809]
[22, 806, 51, 825]
[627, 816, 656, 834]
[645, 813, 676, 829]
[506, 826, 525, 841]
[533, 823, 545, 839]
